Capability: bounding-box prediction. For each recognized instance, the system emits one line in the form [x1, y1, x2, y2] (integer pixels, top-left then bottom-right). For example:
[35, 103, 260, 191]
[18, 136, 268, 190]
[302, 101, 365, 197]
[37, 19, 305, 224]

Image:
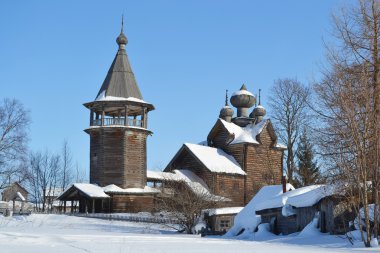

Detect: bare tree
[155, 178, 219, 234]
[28, 151, 61, 212]
[61, 139, 73, 190]
[313, 0, 380, 247]
[268, 78, 310, 184]
[315, 63, 376, 246]
[75, 161, 88, 183]
[0, 98, 30, 189]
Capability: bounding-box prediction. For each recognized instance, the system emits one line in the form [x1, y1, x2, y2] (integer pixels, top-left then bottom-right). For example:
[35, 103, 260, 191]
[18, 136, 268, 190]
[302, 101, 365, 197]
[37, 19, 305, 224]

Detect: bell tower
[84, 19, 154, 189]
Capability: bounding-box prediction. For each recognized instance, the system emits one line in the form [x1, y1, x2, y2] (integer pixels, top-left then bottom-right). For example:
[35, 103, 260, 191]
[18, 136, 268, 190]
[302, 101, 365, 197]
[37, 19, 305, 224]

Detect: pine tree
[294, 128, 321, 188]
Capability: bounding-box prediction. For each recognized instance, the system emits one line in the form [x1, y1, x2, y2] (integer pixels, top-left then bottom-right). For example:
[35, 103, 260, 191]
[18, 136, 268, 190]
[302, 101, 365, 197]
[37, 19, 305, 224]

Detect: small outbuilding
[204, 207, 243, 232]
[255, 185, 352, 235]
[58, 183, 159, 213]
[1, 182, 28, 212]
[58, 183, 110, 213]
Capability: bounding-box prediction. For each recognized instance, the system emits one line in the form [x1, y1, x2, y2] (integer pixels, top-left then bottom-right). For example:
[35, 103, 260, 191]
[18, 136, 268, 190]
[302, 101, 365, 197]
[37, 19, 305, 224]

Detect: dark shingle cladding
[95, 27, 143, 100]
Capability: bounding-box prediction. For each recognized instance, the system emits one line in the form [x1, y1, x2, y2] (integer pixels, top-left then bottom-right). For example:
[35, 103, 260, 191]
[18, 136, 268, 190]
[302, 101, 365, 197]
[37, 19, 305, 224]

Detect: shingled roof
[95, 28, 143, 100]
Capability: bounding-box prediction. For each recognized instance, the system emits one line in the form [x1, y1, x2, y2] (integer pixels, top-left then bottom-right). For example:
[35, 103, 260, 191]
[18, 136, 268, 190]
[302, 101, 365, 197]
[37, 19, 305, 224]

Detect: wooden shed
[255, 185, 352, 235]
[2, 182, 28, 212]
[58, 183, 110, 213]
[204, 207, 243, 232]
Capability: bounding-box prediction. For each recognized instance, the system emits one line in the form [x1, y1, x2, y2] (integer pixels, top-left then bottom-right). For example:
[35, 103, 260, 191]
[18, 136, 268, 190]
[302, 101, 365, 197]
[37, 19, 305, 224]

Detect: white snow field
[0, 214, 377, 253]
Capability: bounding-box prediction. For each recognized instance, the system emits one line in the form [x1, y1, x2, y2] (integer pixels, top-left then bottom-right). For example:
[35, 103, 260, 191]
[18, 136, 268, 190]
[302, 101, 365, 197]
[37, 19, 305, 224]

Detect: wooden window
[220, 220, 230, 229]
[233, 182, 239, 191]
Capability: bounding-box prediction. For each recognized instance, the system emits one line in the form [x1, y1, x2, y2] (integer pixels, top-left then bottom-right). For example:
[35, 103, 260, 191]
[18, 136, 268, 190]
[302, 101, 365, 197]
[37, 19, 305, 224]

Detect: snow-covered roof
[274, 143, 287, 149]
[218, 119, 286, 149]
[147, 170, 181, 181]
[252, 184, 341, 218]
[174, 169, 229, 201]
[16, 192, 26, 201]
[220, 119, 267, 144]
[147, 169, 229, 202]
[71, 184, 110, 198]
[255, 185, 321, 211]
[95, 91, 149, 104]
[285, 184, 338, 208]
[206, 207, 244, 216]
[103, 184, 159, 194]
[226, 183, 295, 236]
[184, 143, 246, 175]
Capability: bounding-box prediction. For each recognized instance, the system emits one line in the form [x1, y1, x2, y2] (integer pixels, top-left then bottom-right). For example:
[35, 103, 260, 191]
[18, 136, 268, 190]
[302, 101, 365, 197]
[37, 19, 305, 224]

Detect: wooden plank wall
[89, 128, 148, 189]
[169, 151, 215, 192]
[296, 206, 317, 231]
[90, 129, 125, 187]
[211, 128, 230, 148]
[167, 150, 245, 206]
[245, 127, 283, 203]
[214, 174, 245, 207]
[110, 194, 155, 213]
[124, 131, 147, 188]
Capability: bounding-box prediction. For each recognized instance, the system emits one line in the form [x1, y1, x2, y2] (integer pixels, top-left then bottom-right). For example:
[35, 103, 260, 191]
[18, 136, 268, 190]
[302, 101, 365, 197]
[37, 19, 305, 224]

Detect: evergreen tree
[294, 128, 321, 187]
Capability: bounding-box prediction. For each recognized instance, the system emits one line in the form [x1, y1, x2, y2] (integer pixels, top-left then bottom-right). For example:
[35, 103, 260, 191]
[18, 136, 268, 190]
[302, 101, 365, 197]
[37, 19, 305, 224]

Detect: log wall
[110, 194, 155, 213]
[89, 127, 149, 189]
[245, 127, 283, 203]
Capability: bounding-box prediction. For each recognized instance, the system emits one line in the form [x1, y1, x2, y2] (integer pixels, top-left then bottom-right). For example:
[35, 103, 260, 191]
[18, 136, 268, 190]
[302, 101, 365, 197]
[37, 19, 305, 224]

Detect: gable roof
[5, 182, 28, 194]
[58, 183, 110, 200]
[254, 184, 341, 218]
[95, 41, 143, 101]
[147, 169, 229, 201]
[207, 118, 286, 149]
[165, 143, 246, 175]
[221, 119, 267, 144]
[103, 184, 158, 194]
[285, 184, 339, 208]
[226, 183, 295, 236]
[255, 185, 321, 212]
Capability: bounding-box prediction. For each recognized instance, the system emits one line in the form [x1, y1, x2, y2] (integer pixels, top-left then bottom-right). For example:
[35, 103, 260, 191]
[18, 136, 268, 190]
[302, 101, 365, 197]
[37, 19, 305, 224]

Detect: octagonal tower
[84, 22, 154, 189]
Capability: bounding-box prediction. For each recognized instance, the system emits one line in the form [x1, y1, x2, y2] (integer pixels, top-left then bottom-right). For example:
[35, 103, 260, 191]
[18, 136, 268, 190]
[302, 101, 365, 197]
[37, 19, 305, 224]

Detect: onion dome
[116, 32, 128, 45]
[220, 106, 234, 117]
[219, 90, 234, 121]
[250, 88, 266, 122]
[250, 105, 266, 118]
[230, 84, 256, 109]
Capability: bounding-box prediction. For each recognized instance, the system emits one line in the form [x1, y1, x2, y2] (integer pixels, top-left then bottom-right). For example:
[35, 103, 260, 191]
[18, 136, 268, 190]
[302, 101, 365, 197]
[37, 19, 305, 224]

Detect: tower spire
[121, 14, 124, 33]
[116, 15, 128, 48]
[258, 89, 262, 105]
[225, 89, 229, 106]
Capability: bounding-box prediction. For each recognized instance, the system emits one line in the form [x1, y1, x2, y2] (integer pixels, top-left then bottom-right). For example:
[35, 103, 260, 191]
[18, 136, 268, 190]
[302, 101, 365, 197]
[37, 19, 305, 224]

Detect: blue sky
[0, 0, 349, 174]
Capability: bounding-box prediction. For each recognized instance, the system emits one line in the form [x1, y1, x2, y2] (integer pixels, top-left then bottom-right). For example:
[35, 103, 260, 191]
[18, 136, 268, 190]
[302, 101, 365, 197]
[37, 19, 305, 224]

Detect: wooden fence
[69, 212, 178, 224]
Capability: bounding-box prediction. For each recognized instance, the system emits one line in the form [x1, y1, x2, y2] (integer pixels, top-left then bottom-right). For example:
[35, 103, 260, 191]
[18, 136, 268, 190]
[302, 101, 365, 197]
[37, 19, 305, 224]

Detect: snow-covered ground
[0, 214, 377, 253]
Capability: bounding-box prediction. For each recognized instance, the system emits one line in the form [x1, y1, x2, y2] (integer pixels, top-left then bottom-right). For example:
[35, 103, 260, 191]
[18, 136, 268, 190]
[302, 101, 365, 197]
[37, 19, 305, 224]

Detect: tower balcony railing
[91, 118, 145, 128]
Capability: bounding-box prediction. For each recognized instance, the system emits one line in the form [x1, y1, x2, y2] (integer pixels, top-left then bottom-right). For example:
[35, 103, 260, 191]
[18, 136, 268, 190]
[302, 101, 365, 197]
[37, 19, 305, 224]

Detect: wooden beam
[124, 105, 128, 126]
[143, 108, 148, 128]
[90, 109, 94, 126]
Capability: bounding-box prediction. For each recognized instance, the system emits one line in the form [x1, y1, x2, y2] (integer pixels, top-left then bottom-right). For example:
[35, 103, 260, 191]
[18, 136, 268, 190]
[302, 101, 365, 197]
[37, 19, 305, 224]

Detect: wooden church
[150, 86, 286, 207]
[59, 21, 286, 214]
